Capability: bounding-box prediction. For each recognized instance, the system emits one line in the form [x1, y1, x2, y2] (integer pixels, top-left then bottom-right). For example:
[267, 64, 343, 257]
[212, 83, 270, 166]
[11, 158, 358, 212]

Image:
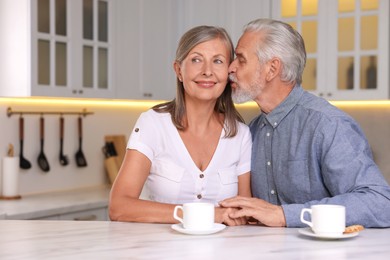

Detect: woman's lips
[196, 81, 216, 88]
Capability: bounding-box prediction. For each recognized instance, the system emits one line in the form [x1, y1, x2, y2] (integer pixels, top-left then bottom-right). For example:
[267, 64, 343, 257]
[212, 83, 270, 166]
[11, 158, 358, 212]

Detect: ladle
[37, 116, 50, 172]
[75, 116, 87, 167]
[19, 116, 32, 169]
[59, 116, 69, 166]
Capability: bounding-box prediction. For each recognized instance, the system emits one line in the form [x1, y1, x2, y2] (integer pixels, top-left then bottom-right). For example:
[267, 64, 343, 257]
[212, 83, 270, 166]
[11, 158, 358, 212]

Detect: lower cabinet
[33, 207, 108, 221]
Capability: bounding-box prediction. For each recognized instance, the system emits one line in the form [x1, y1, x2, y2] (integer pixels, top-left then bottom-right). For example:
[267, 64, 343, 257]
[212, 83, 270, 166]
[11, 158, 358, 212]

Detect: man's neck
[255, 81, 295, 114]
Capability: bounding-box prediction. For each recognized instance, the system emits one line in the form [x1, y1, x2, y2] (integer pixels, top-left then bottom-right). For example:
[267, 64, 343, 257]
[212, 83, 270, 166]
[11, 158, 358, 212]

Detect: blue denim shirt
[249, 86, 390, 227]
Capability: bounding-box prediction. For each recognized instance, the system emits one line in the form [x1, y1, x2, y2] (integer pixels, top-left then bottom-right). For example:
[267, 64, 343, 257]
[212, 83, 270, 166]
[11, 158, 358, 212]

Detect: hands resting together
[217, 196, 286, 227]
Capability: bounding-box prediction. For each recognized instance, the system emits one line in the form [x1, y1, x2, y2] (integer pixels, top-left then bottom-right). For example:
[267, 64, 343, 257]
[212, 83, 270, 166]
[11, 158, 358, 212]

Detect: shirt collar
[264, 85, 304, 129]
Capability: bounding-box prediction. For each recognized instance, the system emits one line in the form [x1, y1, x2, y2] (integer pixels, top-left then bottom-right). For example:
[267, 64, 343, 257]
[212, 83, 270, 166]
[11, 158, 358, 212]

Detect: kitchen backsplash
[0, 100, 389, 196]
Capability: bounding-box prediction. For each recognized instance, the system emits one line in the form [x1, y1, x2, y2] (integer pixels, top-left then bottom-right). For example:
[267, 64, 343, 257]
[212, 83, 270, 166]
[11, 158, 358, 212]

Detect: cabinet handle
[327, 92, 332, 97]
[78, 90, 83, 94]
[73, 214, 97, 221]
[143, 93, 153, 97]
[319, 93, 324, 97]
[72, 90, 77, 94]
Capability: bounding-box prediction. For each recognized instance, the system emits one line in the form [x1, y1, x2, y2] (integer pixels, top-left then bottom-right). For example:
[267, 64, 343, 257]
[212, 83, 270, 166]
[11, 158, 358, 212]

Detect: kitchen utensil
[19, 116, 31, 169]
[102, 145, 111, 158]
[37, 116, 50, 172]
[75, 116, 87, 167]
[107, 142, 117, 156]
[59, 116, 69, 166]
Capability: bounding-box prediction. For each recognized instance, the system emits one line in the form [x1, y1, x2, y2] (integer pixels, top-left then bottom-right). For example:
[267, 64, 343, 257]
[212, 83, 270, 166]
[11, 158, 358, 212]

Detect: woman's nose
[202, 62, 213, 76]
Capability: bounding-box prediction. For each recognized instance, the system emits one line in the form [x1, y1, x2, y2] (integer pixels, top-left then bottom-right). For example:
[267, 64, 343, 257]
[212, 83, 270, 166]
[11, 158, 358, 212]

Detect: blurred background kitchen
[0, 0, 389, 220]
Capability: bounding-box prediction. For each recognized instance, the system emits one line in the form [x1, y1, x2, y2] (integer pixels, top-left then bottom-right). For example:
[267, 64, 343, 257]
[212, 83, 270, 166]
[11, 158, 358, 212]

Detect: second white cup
[173, 202, 214, 230]
[300, 204, 346, 235]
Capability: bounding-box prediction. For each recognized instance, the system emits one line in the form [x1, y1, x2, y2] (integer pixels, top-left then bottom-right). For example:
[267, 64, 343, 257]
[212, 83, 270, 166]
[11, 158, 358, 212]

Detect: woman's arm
[238, 172, 251, 197]
[109, 149, 180, 223]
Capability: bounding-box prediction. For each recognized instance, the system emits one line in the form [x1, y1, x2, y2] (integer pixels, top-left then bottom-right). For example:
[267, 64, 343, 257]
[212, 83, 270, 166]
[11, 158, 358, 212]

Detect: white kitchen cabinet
[115, 0, 271, 100]
[114, 0, 178, 100]
[32, 207, 108, 221]
[0, 0, 116, 98]
[59, 207, 108, 221]
[272, 0, 389, 100]
[177, 0, 271, 46]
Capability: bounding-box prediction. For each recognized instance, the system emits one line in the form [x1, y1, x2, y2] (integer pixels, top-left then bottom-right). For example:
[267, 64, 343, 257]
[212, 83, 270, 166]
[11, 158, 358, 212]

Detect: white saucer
[298, 228, 359, 240]
[171, 223, 226, 235]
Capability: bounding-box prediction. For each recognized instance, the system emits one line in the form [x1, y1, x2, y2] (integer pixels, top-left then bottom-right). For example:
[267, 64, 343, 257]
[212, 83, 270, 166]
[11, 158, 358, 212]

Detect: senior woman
[109, 25, 251, 226]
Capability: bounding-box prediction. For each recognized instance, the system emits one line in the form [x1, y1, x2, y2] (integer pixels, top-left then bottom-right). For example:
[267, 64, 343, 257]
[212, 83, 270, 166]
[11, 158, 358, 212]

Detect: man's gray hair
[243, 18, 306, 85]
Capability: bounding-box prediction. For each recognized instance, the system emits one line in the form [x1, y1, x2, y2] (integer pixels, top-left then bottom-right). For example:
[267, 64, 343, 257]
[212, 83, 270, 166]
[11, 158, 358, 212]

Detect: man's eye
[238, 58, 246, 64]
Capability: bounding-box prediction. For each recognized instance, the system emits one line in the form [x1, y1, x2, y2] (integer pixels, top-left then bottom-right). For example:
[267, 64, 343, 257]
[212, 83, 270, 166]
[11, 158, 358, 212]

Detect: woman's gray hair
[243, 18, 306, 85]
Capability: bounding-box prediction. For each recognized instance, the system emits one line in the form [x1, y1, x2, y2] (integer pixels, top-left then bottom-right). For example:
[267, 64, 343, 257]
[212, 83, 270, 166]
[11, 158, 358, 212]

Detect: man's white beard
[232, 87, 254, 104]
[230, 74, 262, 104]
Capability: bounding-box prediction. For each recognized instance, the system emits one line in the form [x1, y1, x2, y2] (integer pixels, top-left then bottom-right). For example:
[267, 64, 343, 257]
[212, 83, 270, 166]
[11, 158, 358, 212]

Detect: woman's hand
[215, 207, 247, 226]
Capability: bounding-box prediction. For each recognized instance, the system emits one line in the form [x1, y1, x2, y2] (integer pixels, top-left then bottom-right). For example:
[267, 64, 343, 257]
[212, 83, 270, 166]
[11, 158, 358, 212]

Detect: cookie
[344, 224, 364, 234]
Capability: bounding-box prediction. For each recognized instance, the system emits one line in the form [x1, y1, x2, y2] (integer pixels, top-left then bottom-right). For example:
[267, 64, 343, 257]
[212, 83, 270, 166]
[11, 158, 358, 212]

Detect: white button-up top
[127, 110, 252, 205]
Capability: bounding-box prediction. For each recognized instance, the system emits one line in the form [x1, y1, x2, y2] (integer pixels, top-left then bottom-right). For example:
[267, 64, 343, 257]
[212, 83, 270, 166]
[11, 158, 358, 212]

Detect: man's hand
[219, 196, 287, 227]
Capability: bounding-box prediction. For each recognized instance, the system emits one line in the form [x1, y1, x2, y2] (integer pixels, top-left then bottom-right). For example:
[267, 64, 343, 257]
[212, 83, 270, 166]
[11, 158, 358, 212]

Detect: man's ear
[266, 58, 281, 81]
[173, 62, 183, 82]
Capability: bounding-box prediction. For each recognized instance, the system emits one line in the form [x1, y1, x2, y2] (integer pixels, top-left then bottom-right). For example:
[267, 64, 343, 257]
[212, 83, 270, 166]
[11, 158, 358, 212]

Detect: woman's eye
[214, 59, 223, 64]
[191, 58, 201, 63]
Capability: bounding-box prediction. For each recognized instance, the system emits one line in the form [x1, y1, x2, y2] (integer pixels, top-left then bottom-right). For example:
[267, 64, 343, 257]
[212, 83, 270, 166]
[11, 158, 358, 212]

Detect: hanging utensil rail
[6, 107, 94, 117]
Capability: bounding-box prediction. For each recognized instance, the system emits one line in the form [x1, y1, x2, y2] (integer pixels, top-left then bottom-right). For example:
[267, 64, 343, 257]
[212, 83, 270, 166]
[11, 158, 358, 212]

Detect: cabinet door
[59, 207, 108, 221]
[115, 0, 177, 100]
[138, 0, 177, 100]
[179, 0, 271, 46]
[31, 0, 115, 98]
[272, 0, 389, 100]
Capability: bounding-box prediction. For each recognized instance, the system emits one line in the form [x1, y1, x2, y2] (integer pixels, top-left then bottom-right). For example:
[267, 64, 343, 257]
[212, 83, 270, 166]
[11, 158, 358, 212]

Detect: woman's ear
[173, 62, 183, 82]
[266, 58, 281, 81]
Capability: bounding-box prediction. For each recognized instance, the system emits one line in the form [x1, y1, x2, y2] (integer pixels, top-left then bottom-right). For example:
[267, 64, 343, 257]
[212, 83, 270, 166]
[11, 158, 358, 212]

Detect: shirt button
[199, 174, 204, 178]
[134, 128, 139, 132]
[274, 122, 277, 126]
[266, 132, 270, 137]
[271, 190, 275, 195]
[197, 194, 202, 199]
[267, 161, 271, 166]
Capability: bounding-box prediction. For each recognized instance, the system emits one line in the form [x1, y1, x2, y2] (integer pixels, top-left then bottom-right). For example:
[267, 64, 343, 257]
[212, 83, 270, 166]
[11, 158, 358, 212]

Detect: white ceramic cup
[300, 204, 346, 235]
[173, 202, 214, 230]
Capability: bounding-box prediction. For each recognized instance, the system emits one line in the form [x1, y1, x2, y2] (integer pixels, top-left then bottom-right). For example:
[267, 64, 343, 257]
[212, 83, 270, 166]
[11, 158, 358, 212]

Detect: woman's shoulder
[236, 120, 250, 131]
[140, 109, 171, 121]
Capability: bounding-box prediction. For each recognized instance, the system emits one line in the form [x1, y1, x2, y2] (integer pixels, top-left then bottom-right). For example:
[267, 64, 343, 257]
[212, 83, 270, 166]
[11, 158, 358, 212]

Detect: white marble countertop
[0, 186, 110, 219]
[0, 220, 389, 259]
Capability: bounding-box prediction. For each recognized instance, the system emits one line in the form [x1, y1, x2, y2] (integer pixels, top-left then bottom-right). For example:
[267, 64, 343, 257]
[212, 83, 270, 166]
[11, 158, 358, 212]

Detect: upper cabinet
[115, 0, 271, 100]
[2, 0, 387, 100]
[0, 0, 116, 98]
[272, 0, 389, 100]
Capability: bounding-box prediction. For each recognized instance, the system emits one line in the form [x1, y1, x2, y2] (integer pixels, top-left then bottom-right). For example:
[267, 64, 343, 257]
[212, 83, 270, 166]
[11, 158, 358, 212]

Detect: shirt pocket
[217, 166, 238, 200]
[147, 160, 185, 203]
[280, 160, 311, 203]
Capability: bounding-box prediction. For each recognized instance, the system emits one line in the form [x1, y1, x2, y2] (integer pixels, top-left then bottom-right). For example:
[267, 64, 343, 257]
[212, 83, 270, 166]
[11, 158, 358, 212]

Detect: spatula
[75, 116, 87, 167]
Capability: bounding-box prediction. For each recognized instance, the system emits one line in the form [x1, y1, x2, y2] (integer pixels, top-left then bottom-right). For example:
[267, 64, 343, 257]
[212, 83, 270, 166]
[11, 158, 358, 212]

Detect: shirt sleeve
[282, 116, 390, 228]
[236, 123, 252, 175]
[127, 110, 160, 161]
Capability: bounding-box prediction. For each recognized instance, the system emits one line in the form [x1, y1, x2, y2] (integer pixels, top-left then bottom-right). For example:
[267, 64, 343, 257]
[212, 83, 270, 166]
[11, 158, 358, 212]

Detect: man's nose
[228, 61, 236, 74]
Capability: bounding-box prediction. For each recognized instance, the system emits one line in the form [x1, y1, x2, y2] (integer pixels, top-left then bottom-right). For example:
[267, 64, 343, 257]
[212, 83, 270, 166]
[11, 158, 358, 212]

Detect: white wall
[0, 100, 389, 196]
